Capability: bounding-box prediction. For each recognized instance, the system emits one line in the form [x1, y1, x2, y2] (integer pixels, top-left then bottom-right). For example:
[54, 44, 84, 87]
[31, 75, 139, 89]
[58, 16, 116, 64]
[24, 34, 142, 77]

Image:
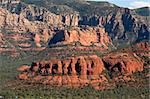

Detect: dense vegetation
[1, 83, 149, 99]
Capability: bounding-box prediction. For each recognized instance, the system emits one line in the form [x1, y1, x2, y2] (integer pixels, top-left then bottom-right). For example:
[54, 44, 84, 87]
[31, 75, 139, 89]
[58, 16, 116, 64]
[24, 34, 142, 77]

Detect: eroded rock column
[57, 61, 62, 74]
[71, 58, 77, 75]
[63, 60, 71, 75]
[79, 57, 87, 80]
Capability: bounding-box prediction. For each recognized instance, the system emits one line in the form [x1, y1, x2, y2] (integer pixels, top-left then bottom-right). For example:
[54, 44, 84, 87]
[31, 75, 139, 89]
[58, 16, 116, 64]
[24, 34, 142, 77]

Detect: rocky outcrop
[0, 8, 79, 47]
[0, 7, 49, 33]
[17, 65, 31, 71]
[18, 55, 106, 88]
[0, 2, 149, 48]
[34, 34, 41, 47]
[17, 53, 144, 89]
[77, 9, 149, 46]
[131, 41, 149, 51]
[103, 9, 150, 46]
[48, 27, 113, 49]
[0, 1, 149, 48]
[103, 52, 144, 74]
[0, 0, 148, 91]
[0, 2, 79, 27]
[1, 7, 113, 48]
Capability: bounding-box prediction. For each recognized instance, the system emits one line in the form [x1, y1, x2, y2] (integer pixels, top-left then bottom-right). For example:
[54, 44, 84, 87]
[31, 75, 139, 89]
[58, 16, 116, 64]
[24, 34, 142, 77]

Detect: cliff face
[18, 55, 106, 87]
[18, 53, 144, 89]
[48, 27, 112, 48]
[0, 1, 79, 26]
[0, 7, 51, 48]
[103, 53, 144, 74]
[17, 1, 150, 45]
[0, 7, 113, 48]
[103, 9, 150, 46]
[0, 1, 149, 48]
[0, 7, 49, 33]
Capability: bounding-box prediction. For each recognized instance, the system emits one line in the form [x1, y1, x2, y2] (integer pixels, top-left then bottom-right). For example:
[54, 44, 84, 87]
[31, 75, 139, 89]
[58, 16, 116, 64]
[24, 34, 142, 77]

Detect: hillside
[0, 0, 149, 49]
[135, 7, 150, 16]
[0, 0, 150, 98]
[21, 0, 119, 15]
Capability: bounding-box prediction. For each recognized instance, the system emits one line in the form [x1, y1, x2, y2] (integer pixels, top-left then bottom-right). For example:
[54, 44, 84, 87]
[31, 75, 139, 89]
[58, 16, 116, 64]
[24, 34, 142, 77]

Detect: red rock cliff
[18, 55, 106, 87]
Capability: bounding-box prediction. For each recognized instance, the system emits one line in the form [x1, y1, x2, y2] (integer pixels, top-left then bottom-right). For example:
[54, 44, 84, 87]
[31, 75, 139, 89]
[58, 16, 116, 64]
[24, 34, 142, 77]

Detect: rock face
[48, 27, 112, 48]
[0, 7, 113, 48]
[103, 9, 150, 46]
[18, 55, 106, 87]
[0, 7, 50, 33]
[34, 34, 41, 47]
[0, 1, 149, 48]
[103, 52, 144, 74]
[133, 41, 149, 51]
[0, 2, 79, 27]
[18, 53, 144, 88]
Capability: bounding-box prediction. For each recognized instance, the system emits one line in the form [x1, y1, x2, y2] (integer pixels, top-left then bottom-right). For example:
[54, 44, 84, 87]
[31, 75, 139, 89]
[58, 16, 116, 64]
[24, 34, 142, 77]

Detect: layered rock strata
[103, 52, 144, 74]
[18, 54, 144, 88]
[48, 27, 113, 48]
[18, 55, 106, 87]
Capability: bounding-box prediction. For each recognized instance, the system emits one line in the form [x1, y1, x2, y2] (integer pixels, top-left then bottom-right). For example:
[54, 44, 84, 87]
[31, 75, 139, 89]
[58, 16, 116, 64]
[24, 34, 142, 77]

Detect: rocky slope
[16, 41, 149, 90]
[0, 7, 113, 49]
[0, 0, 149, 49]
[135, 7, 150, 16]
[48, 27, 112, 48]
[17, 0, 150, 46]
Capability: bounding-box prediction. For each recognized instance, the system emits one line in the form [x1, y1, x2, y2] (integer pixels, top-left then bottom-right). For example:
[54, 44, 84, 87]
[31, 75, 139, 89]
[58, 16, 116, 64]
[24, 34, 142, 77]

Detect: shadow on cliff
[48, 30, 65, 45]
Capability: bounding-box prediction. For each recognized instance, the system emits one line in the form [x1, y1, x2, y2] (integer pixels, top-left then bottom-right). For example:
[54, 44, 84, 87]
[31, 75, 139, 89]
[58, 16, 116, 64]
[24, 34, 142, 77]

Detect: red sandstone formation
[17, 53, 144, 89]
[103, 52, 144, 74]
[43, 29, 50, 43]
[134, 42, 149, 50]
[34, 34, 41, 47]
[0, 7, 79, 34]
[0, 33, 5, 46]
[0, 0, 148, 91]
[50, 27, 113, 49]
[18, 73, 29, 80]
[0, 7, 113, 49]
[17, 65, 31, 71]
[18, 55, 106, 88]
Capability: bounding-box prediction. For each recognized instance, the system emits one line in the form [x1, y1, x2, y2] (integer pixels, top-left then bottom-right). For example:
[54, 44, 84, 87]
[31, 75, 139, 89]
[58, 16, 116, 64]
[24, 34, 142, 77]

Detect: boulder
[17, 65, 31, 71]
